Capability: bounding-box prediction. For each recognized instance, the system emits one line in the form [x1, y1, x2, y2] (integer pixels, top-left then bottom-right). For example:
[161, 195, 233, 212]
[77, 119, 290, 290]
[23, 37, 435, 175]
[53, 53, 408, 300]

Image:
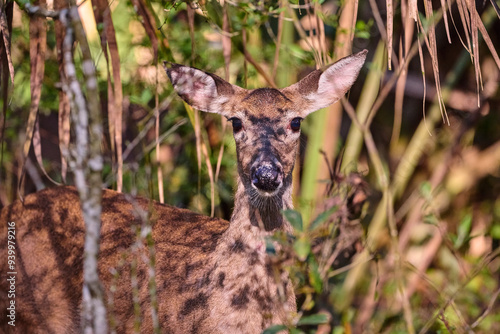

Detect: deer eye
[290, 118, 302, 132]
[229, 117, 243, 133]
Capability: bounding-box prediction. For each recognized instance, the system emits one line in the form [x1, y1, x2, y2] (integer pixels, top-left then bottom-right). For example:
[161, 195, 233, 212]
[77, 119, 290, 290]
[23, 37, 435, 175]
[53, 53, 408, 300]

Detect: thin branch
[61, 6, 107, 333]
[471, 286, 500, 329]
[241, 27, 277, 88]
[15, 0, 60, 18]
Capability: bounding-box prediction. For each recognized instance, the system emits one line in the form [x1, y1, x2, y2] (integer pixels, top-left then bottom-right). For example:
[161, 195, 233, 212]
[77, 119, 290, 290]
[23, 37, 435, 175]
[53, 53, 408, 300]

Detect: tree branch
[60, 6, 107, 334]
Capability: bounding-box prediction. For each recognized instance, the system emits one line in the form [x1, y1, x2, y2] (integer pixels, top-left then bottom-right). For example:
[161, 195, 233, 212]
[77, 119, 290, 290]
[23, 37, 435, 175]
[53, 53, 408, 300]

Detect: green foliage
[297, 313, 328, 325]
[284, 209, 304, 232]
[453, 214, 472, 249]
[262, 324, 288, 334]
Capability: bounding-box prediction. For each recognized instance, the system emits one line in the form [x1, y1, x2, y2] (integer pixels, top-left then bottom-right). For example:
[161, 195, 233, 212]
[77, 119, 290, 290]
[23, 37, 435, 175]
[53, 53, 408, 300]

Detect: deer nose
[251, 163, 283, 193]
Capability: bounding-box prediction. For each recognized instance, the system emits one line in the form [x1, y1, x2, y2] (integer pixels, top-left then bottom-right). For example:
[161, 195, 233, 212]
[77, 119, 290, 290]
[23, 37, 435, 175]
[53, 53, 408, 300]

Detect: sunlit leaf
[294, 237, 311, 261]
[419, 181, 433, 200]
[297, 313, 328, 325]
[308, 257, 323, 293]
[491, 224, 500, 239]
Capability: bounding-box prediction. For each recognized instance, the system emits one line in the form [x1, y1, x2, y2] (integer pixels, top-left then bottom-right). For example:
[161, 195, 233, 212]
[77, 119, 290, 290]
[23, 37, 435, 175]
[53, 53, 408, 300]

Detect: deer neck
[230, 174, 294, 235]
[204, 174, 295, 330]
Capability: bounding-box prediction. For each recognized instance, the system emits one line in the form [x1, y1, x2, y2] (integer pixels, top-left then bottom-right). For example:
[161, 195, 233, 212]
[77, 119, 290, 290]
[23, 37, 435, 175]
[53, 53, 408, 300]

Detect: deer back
[0, 186, 228, 333]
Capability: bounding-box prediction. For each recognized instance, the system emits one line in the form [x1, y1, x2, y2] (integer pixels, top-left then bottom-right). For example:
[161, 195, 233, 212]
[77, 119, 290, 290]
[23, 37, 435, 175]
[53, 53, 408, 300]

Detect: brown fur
[0, 187, 229, 333]
[0, 51, 367, 333]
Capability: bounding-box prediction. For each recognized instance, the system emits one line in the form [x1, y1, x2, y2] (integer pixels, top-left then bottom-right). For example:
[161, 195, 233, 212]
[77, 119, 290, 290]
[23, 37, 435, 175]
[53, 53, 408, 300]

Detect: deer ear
[164, 62, 241, 116]
[282, 50, 368, 117]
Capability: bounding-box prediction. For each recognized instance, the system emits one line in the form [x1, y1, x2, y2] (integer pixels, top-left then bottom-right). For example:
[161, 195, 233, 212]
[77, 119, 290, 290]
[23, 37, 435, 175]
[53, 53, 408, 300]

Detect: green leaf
[454, 214, 472, 249]
[290, 329, 304, 334]
[419, 181, 433, 200]
[301, 294, 315, 311]
[308, 258, 323, 293]
[491, 223, 500, 239]
[355, 31, 371, 39]
[283, 209, 303, 232]
[263, 324, 288, 334]
[297, 313, 328, 325]
[294, 237, 311, 261]
[309, 206, 338, 231]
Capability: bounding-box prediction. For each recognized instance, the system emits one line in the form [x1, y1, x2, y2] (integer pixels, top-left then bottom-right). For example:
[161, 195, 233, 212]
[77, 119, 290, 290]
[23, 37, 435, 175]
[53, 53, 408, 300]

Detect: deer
[0, 50, 367, 333]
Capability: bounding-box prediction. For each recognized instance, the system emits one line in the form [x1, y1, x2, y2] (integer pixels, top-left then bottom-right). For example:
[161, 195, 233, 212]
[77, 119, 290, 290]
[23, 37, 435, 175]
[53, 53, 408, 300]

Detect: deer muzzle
[251, 162, 283, 195]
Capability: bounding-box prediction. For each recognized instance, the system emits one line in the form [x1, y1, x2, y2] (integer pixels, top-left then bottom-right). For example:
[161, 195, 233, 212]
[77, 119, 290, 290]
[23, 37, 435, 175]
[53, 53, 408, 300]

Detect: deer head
[165, 50, 367, 228]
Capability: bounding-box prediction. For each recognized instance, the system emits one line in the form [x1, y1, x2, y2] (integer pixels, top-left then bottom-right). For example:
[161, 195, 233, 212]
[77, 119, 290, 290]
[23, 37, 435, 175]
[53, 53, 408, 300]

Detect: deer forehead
[238, 88, 296, 119]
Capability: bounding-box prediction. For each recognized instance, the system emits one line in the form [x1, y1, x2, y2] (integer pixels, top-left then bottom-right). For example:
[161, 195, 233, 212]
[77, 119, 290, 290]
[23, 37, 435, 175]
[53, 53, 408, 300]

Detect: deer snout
[251, 162, 283, 195]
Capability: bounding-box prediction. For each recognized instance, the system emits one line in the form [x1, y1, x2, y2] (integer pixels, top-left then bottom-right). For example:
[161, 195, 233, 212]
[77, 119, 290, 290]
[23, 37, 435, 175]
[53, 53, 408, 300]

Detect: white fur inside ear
[302, 50, 367, 116]
[170, 67, 218, 112]
[317, 58, 362, 98]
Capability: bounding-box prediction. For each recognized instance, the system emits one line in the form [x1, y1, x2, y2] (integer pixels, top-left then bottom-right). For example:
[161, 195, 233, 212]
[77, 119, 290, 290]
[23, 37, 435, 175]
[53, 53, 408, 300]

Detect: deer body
[0, 50, 366, 333]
